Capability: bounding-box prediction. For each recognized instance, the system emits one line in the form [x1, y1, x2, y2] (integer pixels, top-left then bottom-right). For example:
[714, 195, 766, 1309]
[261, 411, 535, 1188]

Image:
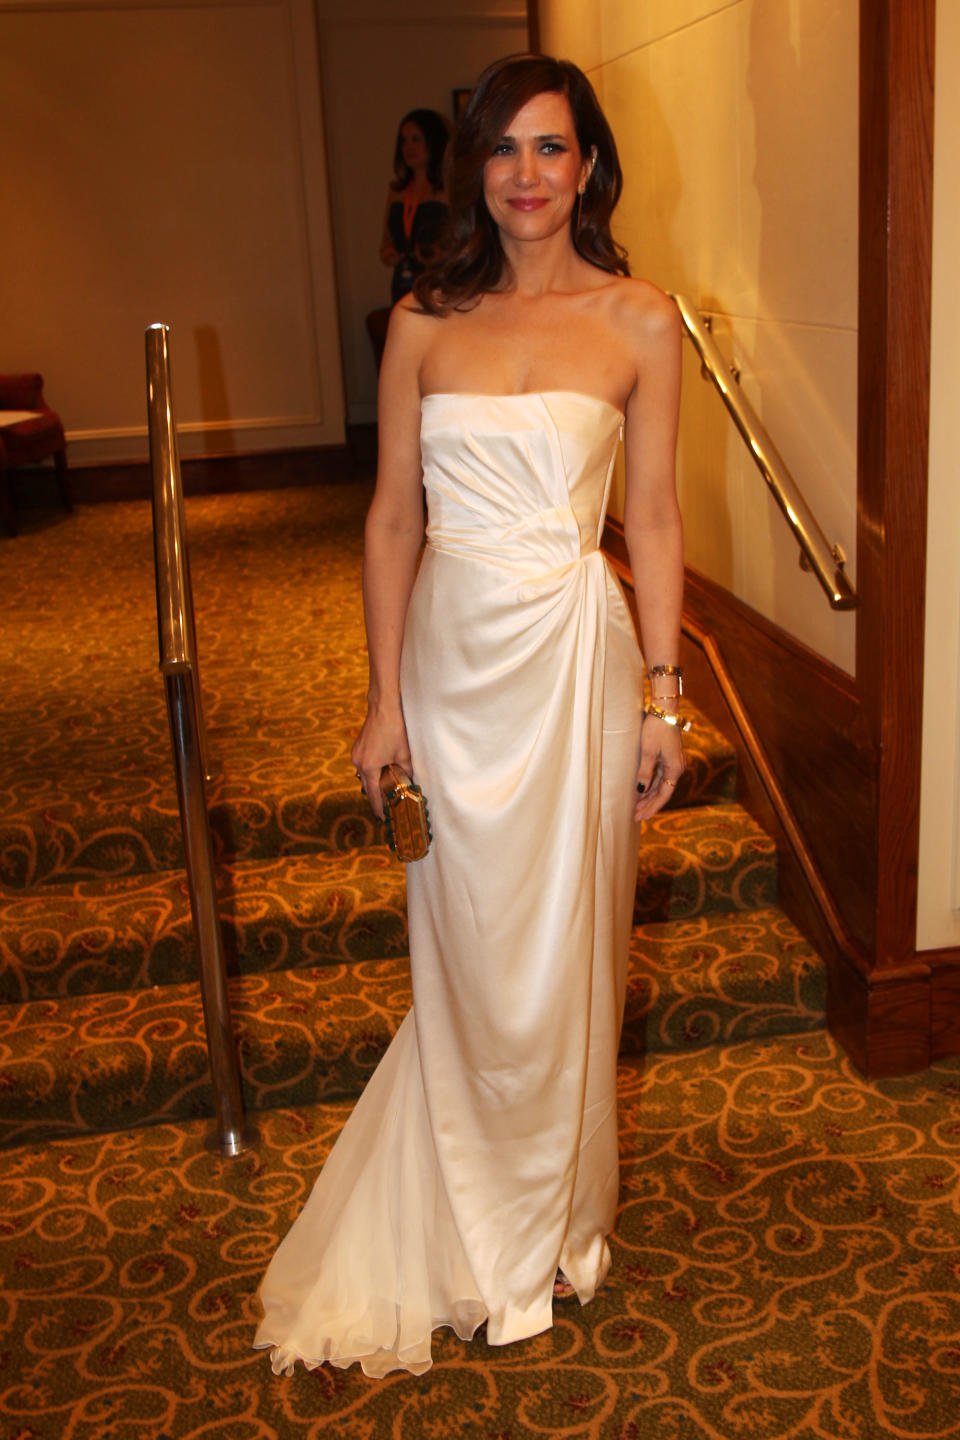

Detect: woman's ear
[580, 145, 598, 193]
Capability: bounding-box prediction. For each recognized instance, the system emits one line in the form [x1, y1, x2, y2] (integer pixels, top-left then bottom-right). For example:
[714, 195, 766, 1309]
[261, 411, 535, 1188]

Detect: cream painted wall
[917, 0, 960, 953]
[317, 0, 528, 424]
[1, 0, 344, 463]
[540, 0, 858, 673]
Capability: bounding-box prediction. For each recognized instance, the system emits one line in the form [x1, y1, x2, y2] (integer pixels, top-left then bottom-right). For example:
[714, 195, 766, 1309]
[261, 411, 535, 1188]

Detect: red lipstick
[507, 198, 549, 211]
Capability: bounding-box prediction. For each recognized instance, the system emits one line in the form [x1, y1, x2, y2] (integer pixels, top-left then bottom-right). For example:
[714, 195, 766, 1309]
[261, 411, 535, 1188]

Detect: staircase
[0, 486, 826, 1153]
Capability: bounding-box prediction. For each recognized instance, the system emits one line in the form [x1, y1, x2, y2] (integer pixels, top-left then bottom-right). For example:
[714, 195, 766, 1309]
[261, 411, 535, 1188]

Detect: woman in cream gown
[254, 54, 685, 1379]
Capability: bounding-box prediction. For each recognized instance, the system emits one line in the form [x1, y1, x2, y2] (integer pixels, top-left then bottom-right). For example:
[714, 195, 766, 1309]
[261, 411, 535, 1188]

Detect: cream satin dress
[254, 391, 644, 1378]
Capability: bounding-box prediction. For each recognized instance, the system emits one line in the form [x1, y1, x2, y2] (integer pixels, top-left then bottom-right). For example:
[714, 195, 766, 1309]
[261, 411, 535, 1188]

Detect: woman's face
[482, 91, 593, 242]
[400, 123, 428, 174]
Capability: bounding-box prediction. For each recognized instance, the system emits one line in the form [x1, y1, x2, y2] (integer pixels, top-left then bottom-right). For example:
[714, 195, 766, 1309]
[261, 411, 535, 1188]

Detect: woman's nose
[513, 147, 538, 186]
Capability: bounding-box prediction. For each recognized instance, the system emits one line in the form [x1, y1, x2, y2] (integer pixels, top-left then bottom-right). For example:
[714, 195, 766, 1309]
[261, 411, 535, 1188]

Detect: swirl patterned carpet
[1, 477, 958, 1440]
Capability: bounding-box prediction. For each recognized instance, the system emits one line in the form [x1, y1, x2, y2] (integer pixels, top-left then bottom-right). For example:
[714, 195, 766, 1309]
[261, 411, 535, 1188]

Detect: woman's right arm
[351, 300, 430, 817]
[380, 193, 402, 267]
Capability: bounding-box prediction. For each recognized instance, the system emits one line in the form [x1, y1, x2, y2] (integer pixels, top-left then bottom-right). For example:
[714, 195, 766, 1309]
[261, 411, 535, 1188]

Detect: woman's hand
[352, 301, 428, 821]
[633, 714, 686, 822]
[351, 703, 413, 821]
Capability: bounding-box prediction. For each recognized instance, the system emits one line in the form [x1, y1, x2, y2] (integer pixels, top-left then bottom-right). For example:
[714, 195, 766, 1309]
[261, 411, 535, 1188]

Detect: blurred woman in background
[380, 108, 450, 303]
[367, 108, 450, 370]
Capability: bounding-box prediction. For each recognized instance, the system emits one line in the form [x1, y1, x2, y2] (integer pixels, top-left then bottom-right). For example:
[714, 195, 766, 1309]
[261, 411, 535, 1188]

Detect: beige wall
[917, 0, 960, 953]
[1, 0, 344, 463]
[318, 0, 527, 424]
[540, 0, 858, 673]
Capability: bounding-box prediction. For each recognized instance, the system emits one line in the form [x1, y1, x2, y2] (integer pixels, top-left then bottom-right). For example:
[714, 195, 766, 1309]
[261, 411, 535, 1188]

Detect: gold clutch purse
[378, 764, 432, 862]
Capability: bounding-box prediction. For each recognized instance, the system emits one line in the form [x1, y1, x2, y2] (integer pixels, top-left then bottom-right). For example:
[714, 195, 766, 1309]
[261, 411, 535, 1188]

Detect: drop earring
[576, 150, 595, 235]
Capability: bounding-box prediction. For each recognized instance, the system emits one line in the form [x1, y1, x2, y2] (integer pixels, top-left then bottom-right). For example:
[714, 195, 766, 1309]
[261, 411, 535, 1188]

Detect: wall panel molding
[66, 414, 335, 466]
[0, 0, 278, 11]
[0, 0, 345, 463]
[323, 13, 527, 27]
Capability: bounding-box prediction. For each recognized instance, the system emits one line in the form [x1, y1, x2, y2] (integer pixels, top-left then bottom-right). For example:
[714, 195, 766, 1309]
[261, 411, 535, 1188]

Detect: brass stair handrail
[146, 323, 256, 1158]
[671, 293, 857, 611]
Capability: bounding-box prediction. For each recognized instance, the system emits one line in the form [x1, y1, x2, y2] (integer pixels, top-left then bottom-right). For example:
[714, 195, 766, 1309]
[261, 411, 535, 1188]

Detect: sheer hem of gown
[254, 393, 643, 1378]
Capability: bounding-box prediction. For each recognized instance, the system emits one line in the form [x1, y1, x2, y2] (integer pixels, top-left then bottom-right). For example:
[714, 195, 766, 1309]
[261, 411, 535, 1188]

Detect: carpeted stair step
[0, 792, 766, 1007]
[0, 793, 186, 892]
[621, 906, 826, 1054]
[0, 706, 736, 891]
[0, 955, 412, 1149]
[635, 801, 777, 922]
[0, 776, 377, 892]
[0, 898, 822, 1149]
[0, 847, 409, 1003]
[667, 707, 737, 809]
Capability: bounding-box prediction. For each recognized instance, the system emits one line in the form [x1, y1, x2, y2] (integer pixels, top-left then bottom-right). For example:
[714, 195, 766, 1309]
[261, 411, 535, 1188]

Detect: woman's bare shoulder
[381, 293, 442, 380]
[600, 275, 679, 338]
[393, 292, 443, 326]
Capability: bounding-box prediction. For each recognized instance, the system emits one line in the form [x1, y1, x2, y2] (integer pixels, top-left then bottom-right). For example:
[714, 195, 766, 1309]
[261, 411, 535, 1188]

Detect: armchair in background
[0, 373, 71, 535]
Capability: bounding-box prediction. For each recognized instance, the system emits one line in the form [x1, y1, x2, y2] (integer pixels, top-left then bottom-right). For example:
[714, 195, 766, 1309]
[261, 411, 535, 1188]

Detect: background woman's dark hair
[391, 109, 450, 193]
[414, 54, 629, 314]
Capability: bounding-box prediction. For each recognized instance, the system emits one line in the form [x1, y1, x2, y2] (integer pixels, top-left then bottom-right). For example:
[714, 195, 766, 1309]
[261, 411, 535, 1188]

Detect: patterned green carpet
[1, 479, 958, 1439]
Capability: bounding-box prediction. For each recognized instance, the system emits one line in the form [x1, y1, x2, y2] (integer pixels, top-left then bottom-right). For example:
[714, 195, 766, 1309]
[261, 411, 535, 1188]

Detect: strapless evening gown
[254, 392, 644, 1378]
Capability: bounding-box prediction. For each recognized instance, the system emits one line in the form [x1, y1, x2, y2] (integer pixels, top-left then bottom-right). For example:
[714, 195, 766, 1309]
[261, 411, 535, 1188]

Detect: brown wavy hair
[413, 53, 629, 315]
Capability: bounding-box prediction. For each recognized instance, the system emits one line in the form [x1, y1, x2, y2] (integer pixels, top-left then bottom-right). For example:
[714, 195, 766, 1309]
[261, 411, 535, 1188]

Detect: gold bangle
[645, 702, 692, 732]
[649, 664, 684, 695]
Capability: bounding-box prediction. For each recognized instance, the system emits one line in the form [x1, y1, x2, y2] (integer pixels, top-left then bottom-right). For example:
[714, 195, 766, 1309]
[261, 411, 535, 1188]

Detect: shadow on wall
[675, 312, 737, 594]
[748, 0, 803, 325]
[624, 64, 735, 586]
[743, 0, 858, 668]
[745, 0, 858, 510]
[195, 324, 234, 455]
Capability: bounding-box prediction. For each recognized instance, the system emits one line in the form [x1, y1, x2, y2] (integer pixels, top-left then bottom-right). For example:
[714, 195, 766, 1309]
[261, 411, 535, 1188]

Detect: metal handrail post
[146, 324, 215, 782]
[671, 293, 857, 611]
[165, 668, 250, 1154]
[146, 323, 256, 1158]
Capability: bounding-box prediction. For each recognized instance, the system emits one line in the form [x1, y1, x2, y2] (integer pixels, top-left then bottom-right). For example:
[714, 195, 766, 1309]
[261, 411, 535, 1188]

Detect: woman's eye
[541, 143, 566, 154]
[491, 142, 513, 156]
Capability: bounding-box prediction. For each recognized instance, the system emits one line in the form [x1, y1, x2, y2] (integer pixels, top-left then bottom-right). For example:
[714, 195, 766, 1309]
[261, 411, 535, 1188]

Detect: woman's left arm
[620, 285, 685, 821]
